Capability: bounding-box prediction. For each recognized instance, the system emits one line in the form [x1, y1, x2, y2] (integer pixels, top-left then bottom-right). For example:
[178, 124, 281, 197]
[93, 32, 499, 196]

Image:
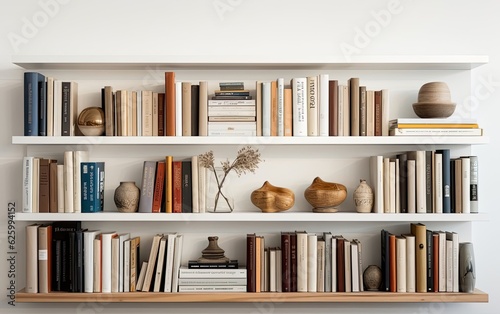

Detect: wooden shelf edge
[15, 289, 488, 303]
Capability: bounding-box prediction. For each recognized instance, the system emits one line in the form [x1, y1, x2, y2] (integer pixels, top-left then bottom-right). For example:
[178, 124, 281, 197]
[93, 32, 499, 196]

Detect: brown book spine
[49, 160, 58, 213]
[246, 234, 256, 292]
[281, 232, 291, 292]
[389, 234, 397, 292]
[432, 233, 439, 292]
[182, 82, 192, 136]
[165, 72, 176, 136]
[359, 86, 367, 136]
[374, 90, 382, 136]
[349, 78, 360, 136]
[255, 236, 262, 293]
[284, 88, 293, 136]
[329, 80, 338, 136]
[158, 93, 165, 136]
[411, 223, 427, 292]
[172, 161, 182, 213]
[39, 158, 50, 213]
[270, 81, 277, 136]
[336, 237, 345, 292]
[165, 156, 173, 213]
[152, 161, 165, 213]
[38, 225, 52, 293]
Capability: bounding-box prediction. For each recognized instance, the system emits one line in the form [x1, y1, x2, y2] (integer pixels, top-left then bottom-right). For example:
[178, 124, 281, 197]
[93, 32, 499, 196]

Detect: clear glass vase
[205, 167, 234, 213]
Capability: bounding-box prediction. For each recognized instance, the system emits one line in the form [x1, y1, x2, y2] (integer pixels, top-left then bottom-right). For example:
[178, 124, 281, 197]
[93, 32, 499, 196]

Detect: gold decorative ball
[77, 107, 105, 136]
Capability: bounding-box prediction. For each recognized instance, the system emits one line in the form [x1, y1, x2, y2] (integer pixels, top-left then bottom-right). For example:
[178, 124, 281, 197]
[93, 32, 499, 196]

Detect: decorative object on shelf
[459, 242, 476, 293]
[114, 181, 140, 213]
[353, 179, 374, 213]
[363, 265, 382, 291]
[250, 181, 295, 213]
[304, 177, 347, 213]
[412, 81, 456, 118]
[199, 146, 262, 212]
[197, 236, 230, 263]
[77, 107, 105, 136]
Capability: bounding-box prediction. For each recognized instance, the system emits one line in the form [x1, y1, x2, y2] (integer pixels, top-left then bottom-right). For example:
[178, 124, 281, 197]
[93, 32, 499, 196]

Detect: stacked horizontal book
[178, 267, 247, 292]
[389, 118, 482, 136]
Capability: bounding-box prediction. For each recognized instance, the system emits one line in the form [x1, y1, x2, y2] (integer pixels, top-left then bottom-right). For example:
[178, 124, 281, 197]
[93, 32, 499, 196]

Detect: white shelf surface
[11, 136, 489, 146]
[14, 212, 489, 222]
[12, 55, 488, 70]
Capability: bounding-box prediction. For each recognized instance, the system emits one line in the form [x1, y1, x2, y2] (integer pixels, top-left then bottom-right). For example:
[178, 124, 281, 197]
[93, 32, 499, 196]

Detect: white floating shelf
[12, 55, 488, 70]
[14, 212, 489, 222]
[12, 136, 489, 146]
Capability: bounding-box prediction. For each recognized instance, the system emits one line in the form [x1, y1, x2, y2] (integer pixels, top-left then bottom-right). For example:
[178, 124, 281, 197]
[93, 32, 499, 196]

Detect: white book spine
[178, 286, 247, 292]
[296, 232, 308, 292]
[262, 82, 271, 136]
[118, 234, 130, 292]
[141, 90, 153, 136]
[407, 160, 416, 214]
[469, 156, 479, 213]
[175, 81, 183, 136]
[153, 238, 167, 292]
[191, 156, 199, 213]
[370, 156, 384, 213]
[350, 242, 359, 292]
[178, 278, 247, 285]
[307, 234, 318, 292]
[344, 240, 351, 292]
[64, 151, 74, 213]
[136, 90, 142, 136]
[73, 150, 89, 213]
[395, 158, 400, 213]
[323, 233, 332, 292]
[383, 157, 390, 213]
[83, 231, 97, 293]
[56, 164, 64, 213]
[451, 233, 459, 292]
[461, 158, 471, 214]
[405, 235, 416, 292]
[319, 74, 329, 136]
[22, 156, 33, 213]
[292, 78, 307, 137]
[331, 237, 337, 292]
[446, 240, 453, 292]
[101, 233, 116, 293]
[438, 232, 446, 292]
[316, 240, 325, 292]
[123, 240, 130, 292]
[171, 235, 184, 292]
[163, 233, 177, 292]
[389, 161, 396, 213]
[416, 151, 427, 213]
[277, 78, 284, 136]
[307, 76, 318, 136]
[178, 268, 247, 279]
[381, 89, 389, 136]
[396, 237, 407, 292]
[434, 153, 443, 213]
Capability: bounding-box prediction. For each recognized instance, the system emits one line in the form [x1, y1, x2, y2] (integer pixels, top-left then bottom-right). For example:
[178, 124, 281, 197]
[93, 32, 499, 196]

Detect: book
[407, 159, 416, 213]
[188, 260, 239, 269]
[433, 152, 443, 213]
[182, 82, 192, 136]
[323, 232, 333, 292]
[100, 231, 117, 293]
[24, 72, 45, 136]
[141, 234, 162, 292]
[172, 160, 182, 213]
[426, 229, 434, 292]
[344, 238, 351, 292]
[461, 157, 471, 214]
[390, 128, 483, 136]
[170, 234, 184, 292]
[39, 76, 48, 136]
[182, 159, 193, 213]
[396, 236, 406, 292]
[103, 86, 114, 136]
[152, 161, 165, 213]
[318, 74, 329, 136]
[141, 90, 153, 136]
[307, 76, 318, 136]
[83, 230, 99, 293]
[350, 240, 359, 292]
[22, 156, 34, 213]
[138, 161, 157, 213]
[93, 237, 101, 292]
[389, 233, 396, 292]
[389, 118, 478, 127]
[403, 234, 416, 292]
[277, 78, 285, 136]
[446, 232, 459, 292]
[262, 82, 271, 136]
[136, 261, 148, 291]
[212, 96, 252, 100]
[246, 233, 256, 292]
[81, 162, 105, 213]
[73, 151, 90, 213]
[153, 236, 167, 292]
[411, 223, 427, 292]
[281, 232, 291, 292]
[398, 154, 408, 213]
[199, 81, 208, 136]
[178, 278, 246, 285]
[291, 78, 307, 137]
[117, 233, 130, 292]
[467, 156, 479, 213]
[329, 80, 338, 136]
[296, 231, 308, 292]
[336, 235, 345, 292]
[61, 81, 78, 136]
[165, 71, 176, 136]
[63, 151, 74, 213]
[38, 225, 52, 293]
[178, 286, 246, 292]
[157, 92, 165, 136]
[52, 221, 82, 292]
[49, 160, 58, 213]
[57, 164, 64, 213]
[123, 238, 130, 292]
[436, 149, 451, 213]
[175, 82, 183, 136]
[454, 158, 463, 213]
[381, 89, 390, 136]
[349, 78, 360, 136]
[129, 237, 141, 292]
[284, 88, 293, 136]
[359, 85, 367, 136]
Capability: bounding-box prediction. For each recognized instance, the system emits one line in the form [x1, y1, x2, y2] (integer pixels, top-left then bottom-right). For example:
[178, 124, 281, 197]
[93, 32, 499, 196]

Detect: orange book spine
[389, 234, 397, 292]
[165, 72, 176, 136]
[152, 161, 165, 213]
[172, 161, 182, 213]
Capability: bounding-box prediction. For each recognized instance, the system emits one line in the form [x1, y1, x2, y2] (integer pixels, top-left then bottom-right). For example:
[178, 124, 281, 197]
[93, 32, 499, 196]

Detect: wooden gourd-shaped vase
[250, 181, 295, 213]
[304, 177, 347, 212]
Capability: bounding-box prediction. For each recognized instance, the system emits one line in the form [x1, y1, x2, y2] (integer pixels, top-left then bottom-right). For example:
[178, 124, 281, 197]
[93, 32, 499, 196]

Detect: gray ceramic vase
[459, 242, 475, 293]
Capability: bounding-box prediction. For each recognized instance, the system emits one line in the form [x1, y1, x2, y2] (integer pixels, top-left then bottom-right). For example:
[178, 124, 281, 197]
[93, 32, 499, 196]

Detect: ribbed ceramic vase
[459, 242, 476, 293]
[114, 181, 140, 213]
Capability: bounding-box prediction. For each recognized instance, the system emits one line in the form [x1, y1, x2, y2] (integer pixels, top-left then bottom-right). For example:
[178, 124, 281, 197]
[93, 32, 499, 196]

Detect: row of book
[382, 223, 461, 293]
[22, 151, 104, 213]
[25, 71, 392, 137]
[25, 221, 186, 294]
[246, 232, 363, 293]
[389, 118, 483, 136]
[370, 150, 479, 214]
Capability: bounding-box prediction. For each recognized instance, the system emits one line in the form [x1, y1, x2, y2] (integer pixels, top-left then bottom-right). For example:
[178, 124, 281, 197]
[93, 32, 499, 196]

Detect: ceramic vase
[353, 179, 374, 213]
[114, 181, 140, 213]
[459, 242, 476, 293]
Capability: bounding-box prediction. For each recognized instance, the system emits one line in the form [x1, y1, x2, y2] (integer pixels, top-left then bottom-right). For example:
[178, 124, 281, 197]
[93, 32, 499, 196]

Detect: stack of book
[177, 266, 247, 292]
[208, 82, 256, 136]
[389, 118, 482, 136]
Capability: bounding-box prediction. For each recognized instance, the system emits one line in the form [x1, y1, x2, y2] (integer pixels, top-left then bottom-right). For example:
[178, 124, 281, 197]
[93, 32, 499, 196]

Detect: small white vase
[353, 179, 374, 213]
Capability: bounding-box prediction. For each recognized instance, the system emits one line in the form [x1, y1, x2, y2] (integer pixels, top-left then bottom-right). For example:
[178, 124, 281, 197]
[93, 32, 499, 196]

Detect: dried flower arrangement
[199, 146, 262, 212]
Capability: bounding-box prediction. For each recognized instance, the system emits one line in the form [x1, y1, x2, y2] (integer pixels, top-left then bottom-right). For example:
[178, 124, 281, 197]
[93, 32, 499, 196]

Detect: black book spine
[191, 85, 199, 136]
[450, 159, 456, 213]
[437, 149, 451, 213]
[181, 160, 192, 213]
[381, 230, 389, 291]
[398, 154, 408, 213]
[69, 232, 75, 292]
[290, 233, 297, 292]
[426, 229, 433, 292]
[52, 239, 62, 291]
[61, 82, 71, 136]
[75, 230, 84, 292]
[38, 80, 47, 136]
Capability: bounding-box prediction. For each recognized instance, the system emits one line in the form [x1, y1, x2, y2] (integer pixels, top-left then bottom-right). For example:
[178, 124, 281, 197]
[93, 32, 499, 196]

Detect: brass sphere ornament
[77, 107, 105, 136]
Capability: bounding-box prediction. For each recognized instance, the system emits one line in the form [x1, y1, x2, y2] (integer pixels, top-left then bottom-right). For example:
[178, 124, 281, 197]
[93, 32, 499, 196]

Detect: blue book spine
[24, 72, 44, 136]
[80, 162, 93, 213]
[38, 77, 47, 136]
[437, 149, 451, 213]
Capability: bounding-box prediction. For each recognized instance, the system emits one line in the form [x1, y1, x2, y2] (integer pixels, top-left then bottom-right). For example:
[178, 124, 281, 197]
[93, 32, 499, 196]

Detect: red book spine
[172, 161, 182, 213]
[158, 93, 165, 136]
[165, 72, 176, 136]
[152, 161, 165, 213]
[336, 237, 345, 292]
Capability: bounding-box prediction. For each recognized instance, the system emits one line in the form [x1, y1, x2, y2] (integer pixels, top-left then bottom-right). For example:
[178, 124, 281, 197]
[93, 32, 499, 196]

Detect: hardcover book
[24, 72, 45, 136]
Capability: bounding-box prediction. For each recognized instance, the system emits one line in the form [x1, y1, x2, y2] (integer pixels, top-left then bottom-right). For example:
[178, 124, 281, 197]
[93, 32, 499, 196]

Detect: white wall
[1, 0, 499, 313]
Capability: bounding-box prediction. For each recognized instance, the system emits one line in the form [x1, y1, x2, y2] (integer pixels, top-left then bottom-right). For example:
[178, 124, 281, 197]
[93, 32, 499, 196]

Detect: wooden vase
[304, 177, 347, 212]
[250, 181, 295, 213]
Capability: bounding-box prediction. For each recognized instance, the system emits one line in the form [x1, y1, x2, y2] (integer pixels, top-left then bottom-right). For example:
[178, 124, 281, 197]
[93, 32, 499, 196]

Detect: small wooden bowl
[412, 102, 456, 118]
[250, 181, 295, 213]
[304, 177, 347, 213]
